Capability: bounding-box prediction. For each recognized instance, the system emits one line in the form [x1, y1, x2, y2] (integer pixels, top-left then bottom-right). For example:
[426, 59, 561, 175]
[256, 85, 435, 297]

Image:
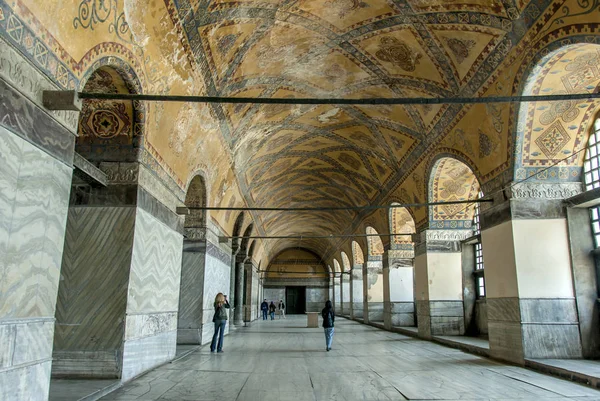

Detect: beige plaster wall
[481, 221, 519, 298]
[389, 267, 414, 302]
[427, 252, 462, 301]
[414, 254, 429, 301]
[513, 219, 575, 299]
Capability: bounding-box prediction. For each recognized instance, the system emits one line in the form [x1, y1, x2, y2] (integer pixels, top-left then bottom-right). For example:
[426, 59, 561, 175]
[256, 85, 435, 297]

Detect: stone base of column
[388, 302, 415, 327]
[352, 302, 364, 319]
[417, 300, 464, 338]
[342, 302, 351, 316]
[488, 297, 582, 364]
[177, 328, 202, 345]
[367, 302, 384, 322]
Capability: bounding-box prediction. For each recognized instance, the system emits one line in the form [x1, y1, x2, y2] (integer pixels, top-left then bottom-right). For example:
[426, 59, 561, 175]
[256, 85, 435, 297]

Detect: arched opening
[53, 65, 141, 380]
[416, 156, 482, 338]
[388, 205, 417, 327]
[229, 212, 245, 324]
[351, 241, 365, 320]
[365, 227, 385, 324]
[233, 223, 253, 325]
[264, 248, 329, 314]
[177, 174, 208, 346]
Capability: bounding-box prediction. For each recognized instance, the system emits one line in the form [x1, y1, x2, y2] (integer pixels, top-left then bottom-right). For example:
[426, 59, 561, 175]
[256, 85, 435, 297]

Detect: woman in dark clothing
[322, 300, 335, 351]
[210, 293, 230, 353]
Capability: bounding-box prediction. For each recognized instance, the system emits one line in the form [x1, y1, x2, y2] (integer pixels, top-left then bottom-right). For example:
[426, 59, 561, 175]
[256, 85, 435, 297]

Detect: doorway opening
[285, 286, 306, 314]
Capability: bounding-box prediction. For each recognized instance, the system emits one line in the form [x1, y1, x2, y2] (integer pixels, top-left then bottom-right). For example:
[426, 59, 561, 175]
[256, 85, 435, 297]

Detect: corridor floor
[100, 316, 600, 401]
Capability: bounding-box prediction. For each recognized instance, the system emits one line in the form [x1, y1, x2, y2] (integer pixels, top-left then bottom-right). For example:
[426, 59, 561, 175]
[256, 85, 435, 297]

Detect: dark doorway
[286, 286, 306, 314]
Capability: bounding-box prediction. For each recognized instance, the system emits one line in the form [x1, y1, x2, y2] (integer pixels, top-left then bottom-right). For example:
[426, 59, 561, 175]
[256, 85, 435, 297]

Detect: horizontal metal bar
[223, 232, 416, 240]
[189, 198, 491, 212]
[78, 92, 600, 105]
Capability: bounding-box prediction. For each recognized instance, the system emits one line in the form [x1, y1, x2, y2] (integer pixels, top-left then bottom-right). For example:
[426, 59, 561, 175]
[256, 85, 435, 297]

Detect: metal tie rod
[78, 92, 600, 105]
[223, 233, 416, 240]
[180, 198, 492, 213]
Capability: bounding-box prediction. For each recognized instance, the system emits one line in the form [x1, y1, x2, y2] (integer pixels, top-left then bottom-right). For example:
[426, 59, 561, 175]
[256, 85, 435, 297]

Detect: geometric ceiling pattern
[167, 0, 533, 257]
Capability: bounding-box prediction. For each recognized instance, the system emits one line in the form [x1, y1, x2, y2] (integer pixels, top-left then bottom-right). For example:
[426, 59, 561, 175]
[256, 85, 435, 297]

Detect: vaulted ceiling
[165, 0, 537, 257]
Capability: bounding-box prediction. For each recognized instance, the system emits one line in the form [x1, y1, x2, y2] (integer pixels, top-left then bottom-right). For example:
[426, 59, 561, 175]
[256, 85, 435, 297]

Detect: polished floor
[99, 316, 600, 401]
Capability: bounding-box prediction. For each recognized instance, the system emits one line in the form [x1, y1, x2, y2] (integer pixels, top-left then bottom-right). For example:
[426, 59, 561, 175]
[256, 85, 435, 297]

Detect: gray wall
[53, 207, 135, 379]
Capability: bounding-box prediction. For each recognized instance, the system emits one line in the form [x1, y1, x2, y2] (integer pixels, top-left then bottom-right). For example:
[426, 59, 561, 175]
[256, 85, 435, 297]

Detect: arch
[390, 204, 416, 250]
[240, 223, 254, 257]
[351, 241, 364, 265]
[183, 174, 207, 234]
[76, 61, 145, 162]
[248, 240, 256, 259]
[366, 227, 384, 257]
[333, 259, 341, 273]
[232, 212, 245, 251]
[428, 156, 481, 229]
[513, 42, 600, 184]
[341, 252, 351, 272]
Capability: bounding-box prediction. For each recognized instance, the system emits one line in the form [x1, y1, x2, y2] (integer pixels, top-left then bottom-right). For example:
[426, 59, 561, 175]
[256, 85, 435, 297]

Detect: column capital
[414, 229, 468, 256]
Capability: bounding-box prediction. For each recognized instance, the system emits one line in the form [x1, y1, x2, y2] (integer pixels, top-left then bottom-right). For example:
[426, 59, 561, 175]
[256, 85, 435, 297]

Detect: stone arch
[513, 42, 600, 188]
[232, 212, 245, 251]
[240, 223, 254, 257]
[428, 156, 481, 229]
[341, 252, 351, 272]
[351, 241, 365, 265]
[183, 174, 207, 236]
[77, 59, 146, 162]
[366, 227, 385, 258]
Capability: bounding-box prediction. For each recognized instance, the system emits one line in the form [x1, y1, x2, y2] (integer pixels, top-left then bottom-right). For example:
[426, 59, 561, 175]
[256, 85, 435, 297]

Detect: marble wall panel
[264, 288, 285, 303]
[121, 330, 177, 382]
[390, 301, 415, 326]
[307, 287, 328, 312]
[0, 359, 51, 401]
[488, 321, 524, 363]
[177, 242, 206, 344]
[51, 350, 119, 379]
[474, 301, 488, 335]
[0, 126, 72, 319]
[519, 298, 578, 323]
[125, 312, 177, 340]
[54, 207, 134, 354]
[352, 302, 364, 318]
[368, 302, 384, 321]
[521, 324, 582, 358]
[128, 208, 183, 314]
[0, 318, 53, 370]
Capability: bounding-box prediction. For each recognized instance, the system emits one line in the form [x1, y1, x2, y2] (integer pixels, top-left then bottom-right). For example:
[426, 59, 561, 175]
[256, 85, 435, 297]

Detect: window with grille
[473, 191, 485, 298]
[584, 118, 600, 248]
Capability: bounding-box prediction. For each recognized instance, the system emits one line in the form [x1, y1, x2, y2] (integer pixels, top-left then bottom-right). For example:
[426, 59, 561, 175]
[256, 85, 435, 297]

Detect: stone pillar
[334, 275, 341, 311]
[228, 248, 239, 326]
[177, 235, 206, 344]
[342, 272, 351, 316]
[414, 230, 466, 338]
[243, 261, 254, 323]
[351, 264, 364, 319]
[234, 256, 246, 325]
[365, 258, 384, 323]
[481, 189, 583, 363]
[383, 250, 415, 329]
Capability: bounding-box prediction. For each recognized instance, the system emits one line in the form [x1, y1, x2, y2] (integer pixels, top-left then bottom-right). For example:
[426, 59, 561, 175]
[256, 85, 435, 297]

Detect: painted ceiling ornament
[538, 92, 580, 125]
[479, 130, 499, 158]
[375, 36, 422, 72]
[217, 33, 241, 56]
[443, 37, 476, 64]
[535, 121, 571, 159]
[325, 0, 368, 18]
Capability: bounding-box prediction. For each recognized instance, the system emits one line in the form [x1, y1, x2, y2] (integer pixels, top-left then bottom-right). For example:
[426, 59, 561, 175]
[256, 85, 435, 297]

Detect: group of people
[260, 299, 286, 320]
[210, 293, 335, 353]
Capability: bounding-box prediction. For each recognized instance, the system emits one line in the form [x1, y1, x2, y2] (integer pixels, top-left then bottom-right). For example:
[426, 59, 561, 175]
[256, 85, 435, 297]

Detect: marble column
[342, 272, 351, 316]
[334, 276, 341, 311]
[414, 230, 466, 338]
[228, 248, 239, 327]
[365, 259, 384, 323]
[243, 261, 255, 322]
[480, 189, 583, 364]
[383, 250, 415, 329]
[234, 257, 246, 325]
[177, 234, 206, 345]
[351, 264, 364, 319]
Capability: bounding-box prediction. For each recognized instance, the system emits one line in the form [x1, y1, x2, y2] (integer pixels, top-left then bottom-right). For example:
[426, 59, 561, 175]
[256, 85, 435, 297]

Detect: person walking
[269, 301, 276, 320]
[261, 299, 268, 320]
[278, 299, 286, 319]
[322, 300, 335, 351]
[210, 293, 230, 353]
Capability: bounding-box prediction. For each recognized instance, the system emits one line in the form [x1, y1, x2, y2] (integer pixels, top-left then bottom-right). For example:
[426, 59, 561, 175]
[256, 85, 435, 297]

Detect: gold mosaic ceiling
[171, 0, 525, 257]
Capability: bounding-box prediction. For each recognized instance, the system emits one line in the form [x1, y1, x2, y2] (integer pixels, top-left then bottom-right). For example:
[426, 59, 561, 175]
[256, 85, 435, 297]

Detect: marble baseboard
[124, 312, 177, 341]
[177, 328, 202, 345]
[367, 303, 384, 321]
[522, 323, 582, 359]
[390, 313, 415, 327]
[488, 321, 524, 363]
[0, 359, 51, 401]
[351, 302, 363, 318]
[416, 300, 464, 336]
[51, 350, 120, 379]
[121, 330, 176, 382]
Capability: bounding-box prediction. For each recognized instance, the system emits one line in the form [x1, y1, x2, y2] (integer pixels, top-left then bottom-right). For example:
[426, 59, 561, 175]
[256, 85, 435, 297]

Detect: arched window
[473, 191, 485, 298]
[584, 117, 600, 247]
